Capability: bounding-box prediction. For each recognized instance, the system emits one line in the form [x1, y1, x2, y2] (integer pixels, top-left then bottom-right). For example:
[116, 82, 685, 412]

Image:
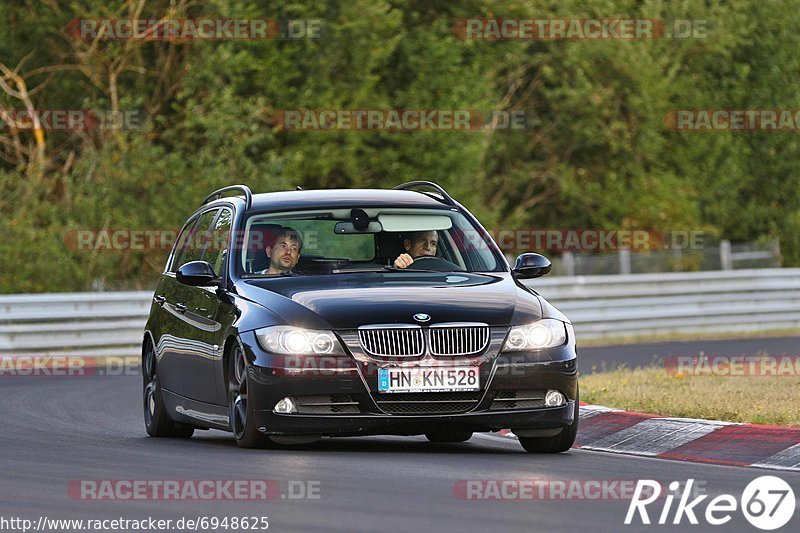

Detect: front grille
[357, 323, 490, 357]
[375, 391, 482, 415]
[490, 390, 546, 410]
[295, 395, 360, 414]
[429, 325, 490, 356]
[358, 326, 424, 357]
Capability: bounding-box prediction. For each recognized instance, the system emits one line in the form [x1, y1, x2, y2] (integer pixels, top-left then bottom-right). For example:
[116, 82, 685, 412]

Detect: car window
[168, 217, 197, 273]
[172, 209, 219, 271]
[203, 208, 233, 277]
[285, 219, 374, 260]
[240, 209, 504, 275]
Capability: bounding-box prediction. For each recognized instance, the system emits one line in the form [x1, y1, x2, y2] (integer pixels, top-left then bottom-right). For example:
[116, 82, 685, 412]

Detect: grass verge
[581, 366, 800, 427]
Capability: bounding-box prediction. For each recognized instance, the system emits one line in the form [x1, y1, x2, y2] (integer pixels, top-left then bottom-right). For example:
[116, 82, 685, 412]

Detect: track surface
[1, 370, 798, 533]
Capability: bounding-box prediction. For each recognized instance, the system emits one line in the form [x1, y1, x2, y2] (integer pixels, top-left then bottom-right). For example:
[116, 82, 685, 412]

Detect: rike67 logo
[626, 476, 795, 530]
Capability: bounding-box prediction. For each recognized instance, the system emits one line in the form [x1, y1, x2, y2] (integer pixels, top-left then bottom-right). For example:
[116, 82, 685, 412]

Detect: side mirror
[176, 261, 219, 286]
[512, 253, 552, 279]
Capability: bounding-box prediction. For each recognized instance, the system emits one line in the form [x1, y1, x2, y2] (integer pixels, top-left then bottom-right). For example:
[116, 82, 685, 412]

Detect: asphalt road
[1, 372, 798, 533]
[579, 336, 800, 374]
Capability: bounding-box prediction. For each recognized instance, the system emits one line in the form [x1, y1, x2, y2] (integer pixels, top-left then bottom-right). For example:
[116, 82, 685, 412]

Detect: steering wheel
[407, 255, 462, 271]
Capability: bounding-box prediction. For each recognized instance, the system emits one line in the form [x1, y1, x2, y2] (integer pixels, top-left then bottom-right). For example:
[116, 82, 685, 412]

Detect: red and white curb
[497, 404, 800, 471]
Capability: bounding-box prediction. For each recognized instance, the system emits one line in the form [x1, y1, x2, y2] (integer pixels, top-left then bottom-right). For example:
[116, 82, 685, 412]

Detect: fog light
[273, 397, 298, 414]
[545, 390, 566, 407]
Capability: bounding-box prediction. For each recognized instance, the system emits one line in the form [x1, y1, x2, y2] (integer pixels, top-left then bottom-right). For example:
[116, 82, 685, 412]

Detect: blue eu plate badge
[378, 368, 389, 391]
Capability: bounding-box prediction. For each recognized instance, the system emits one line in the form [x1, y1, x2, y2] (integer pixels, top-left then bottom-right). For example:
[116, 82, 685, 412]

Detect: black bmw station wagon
[143, 182, 578, 452]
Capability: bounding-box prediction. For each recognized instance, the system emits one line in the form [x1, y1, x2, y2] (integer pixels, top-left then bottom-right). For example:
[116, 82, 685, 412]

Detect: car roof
[209, 188, 455, 212]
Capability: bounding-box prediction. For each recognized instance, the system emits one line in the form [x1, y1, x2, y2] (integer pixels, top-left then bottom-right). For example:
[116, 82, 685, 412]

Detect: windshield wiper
[328, 267, 445, 274]
[330, 268, 385, 274]
[381, 266, 444, 273]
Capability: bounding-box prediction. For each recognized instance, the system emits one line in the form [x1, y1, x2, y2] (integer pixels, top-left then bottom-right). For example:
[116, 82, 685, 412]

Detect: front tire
[143, 340, 194, 438]
[518, 391, 579, 454]
[228, 343, 273, 449]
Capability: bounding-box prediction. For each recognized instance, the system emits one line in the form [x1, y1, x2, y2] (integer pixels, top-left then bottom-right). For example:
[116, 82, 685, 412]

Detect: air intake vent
[490, 390, 546, 410]
[375, 391, 482, 415]
[295, 395, 360, 414]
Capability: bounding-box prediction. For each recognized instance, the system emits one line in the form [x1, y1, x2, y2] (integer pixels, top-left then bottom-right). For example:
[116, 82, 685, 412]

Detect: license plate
[378, 366, 479, 393]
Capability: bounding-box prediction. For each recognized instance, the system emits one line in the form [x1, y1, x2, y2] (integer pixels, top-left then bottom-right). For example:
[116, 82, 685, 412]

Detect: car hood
[238, 272, 544, 330]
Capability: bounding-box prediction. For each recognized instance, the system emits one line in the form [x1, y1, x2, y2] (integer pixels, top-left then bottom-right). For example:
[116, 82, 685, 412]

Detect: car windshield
[238, 208, 505, 276]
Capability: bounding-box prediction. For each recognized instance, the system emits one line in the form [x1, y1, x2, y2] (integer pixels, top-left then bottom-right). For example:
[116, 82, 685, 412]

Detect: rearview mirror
[334, 221, 383, 234]
[176, 261, 220, 286]
[512, 253, 552, 279]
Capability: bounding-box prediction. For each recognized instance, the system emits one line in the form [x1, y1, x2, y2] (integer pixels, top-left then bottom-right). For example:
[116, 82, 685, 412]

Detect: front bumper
[239, 329, 578, 437]
[253, 402, 576, 437]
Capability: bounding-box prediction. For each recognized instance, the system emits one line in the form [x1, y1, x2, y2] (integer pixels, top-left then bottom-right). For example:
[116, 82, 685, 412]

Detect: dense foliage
[1, 0, 798, 292]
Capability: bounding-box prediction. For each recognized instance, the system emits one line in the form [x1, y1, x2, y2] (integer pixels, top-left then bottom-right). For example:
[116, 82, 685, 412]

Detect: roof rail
[393, 181, 456, 207]
[202, 185, 253, 210]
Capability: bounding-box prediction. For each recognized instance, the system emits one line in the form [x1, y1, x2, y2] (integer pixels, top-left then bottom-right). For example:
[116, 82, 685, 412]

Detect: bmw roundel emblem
[413, 313, 430, 323]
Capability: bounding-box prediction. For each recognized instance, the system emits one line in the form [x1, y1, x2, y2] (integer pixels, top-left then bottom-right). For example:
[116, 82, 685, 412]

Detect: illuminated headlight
[502, 319, 567, 351]
[255, 326, 345, 355]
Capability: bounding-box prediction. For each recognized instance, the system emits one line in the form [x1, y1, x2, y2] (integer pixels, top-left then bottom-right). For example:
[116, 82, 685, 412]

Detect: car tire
[518, 390, 579, 454]
[143, 340, 194, 438]
[425, 431, 473, 443]
[228, 343, 274, 449]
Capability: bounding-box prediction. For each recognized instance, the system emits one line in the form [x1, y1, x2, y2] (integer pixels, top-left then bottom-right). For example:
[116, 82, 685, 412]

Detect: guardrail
[0, 291, 152, 356]
[1, 268, 799, 356]
[529, 268, 800, 341]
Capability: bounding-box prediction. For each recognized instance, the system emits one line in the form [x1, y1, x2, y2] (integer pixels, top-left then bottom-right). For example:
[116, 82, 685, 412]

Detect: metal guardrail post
[562, 251, 575, 276]
[618, 249, 631, 275]
[720, 240, 732, 270]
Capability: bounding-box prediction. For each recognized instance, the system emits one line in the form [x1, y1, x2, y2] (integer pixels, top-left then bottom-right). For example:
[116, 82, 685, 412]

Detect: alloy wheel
[230, 346, 248, 440]
[143, 342, 158, 427]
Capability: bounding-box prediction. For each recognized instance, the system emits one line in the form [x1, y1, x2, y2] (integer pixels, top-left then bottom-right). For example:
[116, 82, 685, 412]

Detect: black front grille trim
[375, 391, 482, 415]
[295, 394, 360, 414]
[490, 390, 547, 410]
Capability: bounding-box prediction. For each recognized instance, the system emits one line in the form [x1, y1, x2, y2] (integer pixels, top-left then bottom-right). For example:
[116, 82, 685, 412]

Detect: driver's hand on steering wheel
[394, 253, 413, 268]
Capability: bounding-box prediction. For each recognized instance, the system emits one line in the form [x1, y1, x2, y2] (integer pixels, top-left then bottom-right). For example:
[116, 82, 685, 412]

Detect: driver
[394, 230, 438, 268]
[258, 227, 302, 274]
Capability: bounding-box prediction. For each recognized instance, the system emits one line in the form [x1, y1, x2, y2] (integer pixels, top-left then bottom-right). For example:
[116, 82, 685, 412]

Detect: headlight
[255, 326, 346, 355]
[502, 319, 567, 351]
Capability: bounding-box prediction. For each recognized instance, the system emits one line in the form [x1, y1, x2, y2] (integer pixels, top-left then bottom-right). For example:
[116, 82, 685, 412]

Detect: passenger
[394, 230, 438, 268]
[259, 227, 302, 274]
